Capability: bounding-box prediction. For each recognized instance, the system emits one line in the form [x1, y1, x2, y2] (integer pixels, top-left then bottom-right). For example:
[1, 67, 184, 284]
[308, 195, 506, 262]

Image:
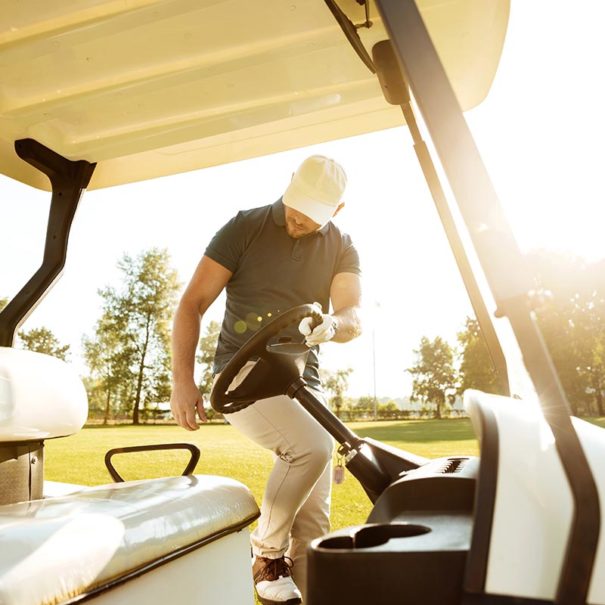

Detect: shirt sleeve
[335, 234, 362, 276]
[204, 212, 246, 273]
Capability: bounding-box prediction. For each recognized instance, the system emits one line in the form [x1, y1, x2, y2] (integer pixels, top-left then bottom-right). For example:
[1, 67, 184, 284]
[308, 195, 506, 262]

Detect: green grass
[46, 417, 604, 530]
[46, 416, 605, 527]
[45, 419, 479, 531]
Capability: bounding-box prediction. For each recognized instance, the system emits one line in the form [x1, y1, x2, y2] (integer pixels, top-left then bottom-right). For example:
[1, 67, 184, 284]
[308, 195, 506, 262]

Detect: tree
[377, 401, 399, 419]
[354, 395, 375, 415]
[529, 251, 605, 416]
[2, 297, 71, 361]
[457, 317, 502, 396]
[407, 336, 458, 419]
[321, 368, 352, 418]
[83, 248, 180, 424]
[83, 317, 133, 424]
[19, 327, 70, 361]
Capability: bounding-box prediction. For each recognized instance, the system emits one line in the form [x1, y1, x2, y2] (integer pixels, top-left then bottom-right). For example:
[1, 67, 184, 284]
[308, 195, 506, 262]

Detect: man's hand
[170, 380, 207, 430]
[299, 303, 336, 346]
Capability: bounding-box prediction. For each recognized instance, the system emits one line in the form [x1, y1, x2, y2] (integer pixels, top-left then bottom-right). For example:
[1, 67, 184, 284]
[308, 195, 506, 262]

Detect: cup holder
[318, 523, 431, 550]
[319, 536, 356, 549]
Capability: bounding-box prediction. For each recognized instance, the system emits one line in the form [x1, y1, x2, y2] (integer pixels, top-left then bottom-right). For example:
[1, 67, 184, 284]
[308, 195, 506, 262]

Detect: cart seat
[0, 346, 88, 504]
[0, 346, 87, 441]
[0, 474, 260, 605]
[464, 390, 605, 604]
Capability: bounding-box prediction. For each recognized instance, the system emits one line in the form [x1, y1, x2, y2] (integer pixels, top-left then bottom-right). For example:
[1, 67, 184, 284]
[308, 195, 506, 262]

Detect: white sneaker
[253, 556, 302, 605]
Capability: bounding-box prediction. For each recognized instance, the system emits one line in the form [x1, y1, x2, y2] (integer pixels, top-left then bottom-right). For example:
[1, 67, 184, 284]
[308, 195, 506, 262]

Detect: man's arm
[171, 255, 232, 430]
[299, 272, 362, 346]
[330, 271, 362, 343]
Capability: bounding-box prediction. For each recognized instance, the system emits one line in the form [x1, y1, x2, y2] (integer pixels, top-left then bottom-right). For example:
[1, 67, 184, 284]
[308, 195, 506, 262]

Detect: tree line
[1, 248, 604, 422]
[406, 251, 605, 418]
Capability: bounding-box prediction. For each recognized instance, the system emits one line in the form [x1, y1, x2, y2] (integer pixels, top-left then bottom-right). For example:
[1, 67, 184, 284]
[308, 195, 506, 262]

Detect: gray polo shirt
[205, 199, 361, 389]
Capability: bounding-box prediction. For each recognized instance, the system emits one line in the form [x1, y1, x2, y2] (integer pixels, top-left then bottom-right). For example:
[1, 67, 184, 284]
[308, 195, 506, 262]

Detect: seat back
[0, 347, 87, 504]
[464, 390, 605, 604]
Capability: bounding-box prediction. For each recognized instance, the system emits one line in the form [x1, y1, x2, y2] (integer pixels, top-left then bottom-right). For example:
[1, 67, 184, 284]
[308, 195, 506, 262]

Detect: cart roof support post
[374, 1, 600, 603]
[0, 139, 96, 347]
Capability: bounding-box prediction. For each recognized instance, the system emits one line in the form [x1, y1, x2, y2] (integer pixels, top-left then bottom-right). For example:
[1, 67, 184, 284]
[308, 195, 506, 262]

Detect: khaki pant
[217, 362, 334, 598]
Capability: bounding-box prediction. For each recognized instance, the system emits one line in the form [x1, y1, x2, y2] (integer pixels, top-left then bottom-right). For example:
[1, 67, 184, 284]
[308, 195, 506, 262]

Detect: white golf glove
[299, 304, 337, 347]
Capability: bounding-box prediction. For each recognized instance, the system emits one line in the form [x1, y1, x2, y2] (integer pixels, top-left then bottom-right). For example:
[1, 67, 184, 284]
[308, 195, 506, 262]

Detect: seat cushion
[0, 347, 87, 441]
[0, 474, 259, 605]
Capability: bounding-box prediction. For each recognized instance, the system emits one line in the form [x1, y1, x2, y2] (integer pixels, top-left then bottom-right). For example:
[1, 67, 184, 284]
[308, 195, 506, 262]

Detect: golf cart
[0, 1, 603, 605]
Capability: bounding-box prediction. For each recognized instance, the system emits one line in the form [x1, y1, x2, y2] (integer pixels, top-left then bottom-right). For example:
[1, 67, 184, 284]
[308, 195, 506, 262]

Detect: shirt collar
[272, 198, 330, 236]
[271, 199, 286, 226]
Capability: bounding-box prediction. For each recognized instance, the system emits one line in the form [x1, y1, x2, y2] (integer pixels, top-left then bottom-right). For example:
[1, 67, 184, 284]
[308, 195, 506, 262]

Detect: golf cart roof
[0, 0, 508, 191]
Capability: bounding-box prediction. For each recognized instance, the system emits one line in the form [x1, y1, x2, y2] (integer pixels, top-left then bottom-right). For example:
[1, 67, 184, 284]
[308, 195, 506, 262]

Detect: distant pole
[372, 326, 377, 419]
[372, 301, 380, 420]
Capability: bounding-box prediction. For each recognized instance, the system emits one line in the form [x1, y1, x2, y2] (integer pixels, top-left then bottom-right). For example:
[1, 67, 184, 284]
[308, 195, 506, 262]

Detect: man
[170, 155, 362, 605]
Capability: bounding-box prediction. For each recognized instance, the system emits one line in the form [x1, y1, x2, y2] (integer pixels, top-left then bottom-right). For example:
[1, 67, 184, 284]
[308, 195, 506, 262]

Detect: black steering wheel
[210, 304, 323, 414]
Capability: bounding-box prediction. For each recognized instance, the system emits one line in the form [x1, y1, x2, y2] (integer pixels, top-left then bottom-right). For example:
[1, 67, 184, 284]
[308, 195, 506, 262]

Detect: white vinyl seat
[0, 346, 89, 504]
[0, 474, 260, 605]
[0, 346, 88, 442]
[0, 347, 261, 604]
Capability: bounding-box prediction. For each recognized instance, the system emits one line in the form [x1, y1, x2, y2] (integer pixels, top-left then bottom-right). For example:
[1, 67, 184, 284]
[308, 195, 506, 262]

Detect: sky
[2, 1, 605, 399]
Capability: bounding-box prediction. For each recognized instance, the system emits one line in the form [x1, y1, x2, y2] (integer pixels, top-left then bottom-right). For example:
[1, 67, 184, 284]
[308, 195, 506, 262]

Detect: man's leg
[224, 383, 333, 603]
[286, 460, 332, 602]
[227, 392, 333, 557]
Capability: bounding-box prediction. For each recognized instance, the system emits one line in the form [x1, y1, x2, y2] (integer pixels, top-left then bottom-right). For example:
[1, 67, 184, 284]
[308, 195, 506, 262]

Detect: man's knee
[279, 429, 333, 473]
[302, 430, 333, 472]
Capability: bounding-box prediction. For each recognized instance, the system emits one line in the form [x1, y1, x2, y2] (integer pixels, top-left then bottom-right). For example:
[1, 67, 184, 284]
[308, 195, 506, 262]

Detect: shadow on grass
[84, 423, 138, 429]
[353, 416, 605, 445]
[351, 419, 476, 444]
[83, 421, 229, 429]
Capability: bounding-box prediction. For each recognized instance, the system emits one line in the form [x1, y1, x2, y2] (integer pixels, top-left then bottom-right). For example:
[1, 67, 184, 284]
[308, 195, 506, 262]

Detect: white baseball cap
[282, 155, 347, 225]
